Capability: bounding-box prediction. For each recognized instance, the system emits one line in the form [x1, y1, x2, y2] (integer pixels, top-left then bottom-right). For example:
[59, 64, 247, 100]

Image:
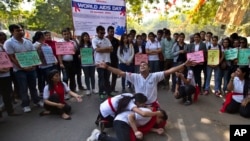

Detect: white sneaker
[65, 94, 70, 100]
[92, 89, 98, 94]
[23, 106, 31, 113]
[86, 129, 100, 141]
[36, 100, 44, 107]
[86, 90, 91, 95]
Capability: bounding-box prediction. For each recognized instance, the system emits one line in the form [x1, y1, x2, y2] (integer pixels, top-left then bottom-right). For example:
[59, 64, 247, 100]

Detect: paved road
[0, 78, 249, 141]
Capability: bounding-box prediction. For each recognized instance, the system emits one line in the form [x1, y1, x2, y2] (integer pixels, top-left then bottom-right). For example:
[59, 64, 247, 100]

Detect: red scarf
[49, 82, 65, 104]
[220, 92, 242, 112]
[193, 85, 200, 102]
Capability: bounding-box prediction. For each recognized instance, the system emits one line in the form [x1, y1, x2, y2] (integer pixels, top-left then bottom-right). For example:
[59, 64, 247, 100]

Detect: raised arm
[97, 62, 126, 77]
[164, 60, 194, 76]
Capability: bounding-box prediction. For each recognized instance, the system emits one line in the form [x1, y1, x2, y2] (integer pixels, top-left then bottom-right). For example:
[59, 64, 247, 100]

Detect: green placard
[238, 49, 250, 66]
[80, 48, 93, 65]
[224, 48, 238, 60]
[15, 51, 41, 68]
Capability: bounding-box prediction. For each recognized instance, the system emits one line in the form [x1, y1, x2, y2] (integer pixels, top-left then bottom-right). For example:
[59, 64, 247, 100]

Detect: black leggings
[226, 99, 250, 118]
[176, 85, 196, 101]
[44, 94, 71, 115]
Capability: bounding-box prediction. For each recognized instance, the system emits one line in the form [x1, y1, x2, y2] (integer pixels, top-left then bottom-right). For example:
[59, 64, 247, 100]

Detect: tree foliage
[25, 0, 73, 33]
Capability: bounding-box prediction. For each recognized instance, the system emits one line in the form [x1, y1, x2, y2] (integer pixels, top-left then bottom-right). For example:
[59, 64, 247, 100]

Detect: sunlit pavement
[0, 76, 249, 141]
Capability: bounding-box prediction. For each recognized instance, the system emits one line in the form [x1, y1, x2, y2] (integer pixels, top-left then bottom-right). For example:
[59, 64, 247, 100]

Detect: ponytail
[116, 95, 134, 115]
[116, 93, 147, 115]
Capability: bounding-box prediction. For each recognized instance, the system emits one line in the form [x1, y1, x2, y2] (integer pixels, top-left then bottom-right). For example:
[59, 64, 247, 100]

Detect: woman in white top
[95, 93, 161, 132]
[224, 66, 250, 118]
[32, 31, 57, 94]
[174, 66, 196, 105]
[117, 34, 134, 92]
[145, 32, 162, 72]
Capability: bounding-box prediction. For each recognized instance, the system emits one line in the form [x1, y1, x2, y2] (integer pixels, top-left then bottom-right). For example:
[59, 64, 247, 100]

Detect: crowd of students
[0, 24, 250, 140]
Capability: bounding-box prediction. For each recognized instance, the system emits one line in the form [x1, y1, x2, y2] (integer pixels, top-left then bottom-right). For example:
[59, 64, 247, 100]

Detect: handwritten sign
[15, 51, 41, 68]
[55, 42, 75, 55]
[0, 52, 13, 69]
[80, 48, 94, 65]
[42, 47, 57, 64]
[186, 51, 204, 63]
[135, 54, 148, 65]
[238, 49, 250, 66]
[224, 48, 238, 60]
[207, 49, 220, 65]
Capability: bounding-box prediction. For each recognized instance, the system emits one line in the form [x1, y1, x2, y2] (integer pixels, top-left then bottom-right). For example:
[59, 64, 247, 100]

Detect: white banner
[71, 0, 126, 36]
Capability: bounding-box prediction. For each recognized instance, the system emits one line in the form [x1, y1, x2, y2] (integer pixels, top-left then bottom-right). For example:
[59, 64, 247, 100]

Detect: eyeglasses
[100, 32, 105, 35]
[223, 42, 229, 43]
[240, 42, 245, 44]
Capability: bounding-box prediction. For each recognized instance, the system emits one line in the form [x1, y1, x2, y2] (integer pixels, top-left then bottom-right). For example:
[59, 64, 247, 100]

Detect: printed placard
[238, 49, 250, 66]
[0, 52, 13, 69]
[55, 42, 75, 55]
[42, 47, 57, 64]
[207, 49, 220, 65]
[15, 51, 41, 68]
[224, 48, 238, 60]
[80, 48, 94, 65]
[135, 54, 148, 65]
[186, 51, 204, 63]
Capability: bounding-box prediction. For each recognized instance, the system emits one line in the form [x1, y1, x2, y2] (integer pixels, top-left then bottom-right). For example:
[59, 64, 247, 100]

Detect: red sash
[220, 92, 242, 112]
[49, 82, 65, 104]
[193, 85, 200, 102]
[108, 98, 116, 113]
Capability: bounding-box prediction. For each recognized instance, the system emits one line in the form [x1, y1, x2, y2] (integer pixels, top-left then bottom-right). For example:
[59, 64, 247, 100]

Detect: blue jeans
[204, 66, 221, 91]
[148, 60, 159, 73]
[220, 69, 229, 91]
[119, 63, 133, 89]
[14, 70, 40, 107]
[82, 66, 96, 90]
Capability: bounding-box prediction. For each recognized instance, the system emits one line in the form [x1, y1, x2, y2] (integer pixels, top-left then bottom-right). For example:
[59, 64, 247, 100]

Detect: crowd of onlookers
[0, 23, 250, 122]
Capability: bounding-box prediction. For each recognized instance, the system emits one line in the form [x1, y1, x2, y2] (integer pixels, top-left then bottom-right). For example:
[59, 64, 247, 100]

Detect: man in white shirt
[97, 59, 194, 107]
[4, 24, 42, 113]
[92, 26, 113, 100]
[58, 28, 77, 92]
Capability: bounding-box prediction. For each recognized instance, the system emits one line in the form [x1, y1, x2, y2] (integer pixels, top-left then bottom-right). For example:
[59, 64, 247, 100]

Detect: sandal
[203, 90, 209, 95]
[215, 91, 221, 97]
[39, 111, 50, 116]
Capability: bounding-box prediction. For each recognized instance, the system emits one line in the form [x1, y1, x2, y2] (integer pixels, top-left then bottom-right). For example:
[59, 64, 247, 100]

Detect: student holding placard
[33, 31, 57, 94]
[57, 28, 77, 92]
[0, 32, 20, 118]
[78, 32, 97, 95]
[4, 24, 43, 113]
[203, 36, 224, 96]
[220, 38, 232, 93]
[187, 33, 207, 94]
[117, 34, 135, 92]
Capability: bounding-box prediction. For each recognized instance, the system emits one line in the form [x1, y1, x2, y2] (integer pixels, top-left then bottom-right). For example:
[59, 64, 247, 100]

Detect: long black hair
[116, 93, 147, 115]
[32, 31, 44, 43]
[119, 34, 129, 56]
[47, 69, 61, 91]
[239, 67, 250, 98]
[79, 32, 91, 48]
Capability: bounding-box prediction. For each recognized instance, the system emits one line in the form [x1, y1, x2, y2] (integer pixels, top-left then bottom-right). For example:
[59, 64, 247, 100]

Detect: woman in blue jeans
[78, 32, 98, 95]
[117, 34, 134, 92]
